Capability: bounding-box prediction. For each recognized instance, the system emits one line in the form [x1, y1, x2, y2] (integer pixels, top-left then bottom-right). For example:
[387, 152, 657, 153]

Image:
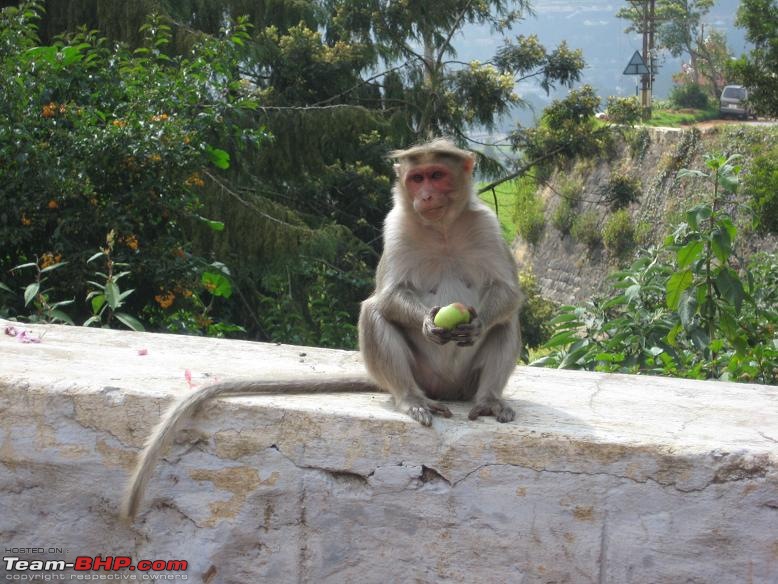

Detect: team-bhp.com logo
[4, 555, 188, 580]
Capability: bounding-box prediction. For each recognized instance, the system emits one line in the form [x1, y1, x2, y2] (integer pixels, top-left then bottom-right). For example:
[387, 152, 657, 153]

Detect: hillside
[514, 124, 778, 304]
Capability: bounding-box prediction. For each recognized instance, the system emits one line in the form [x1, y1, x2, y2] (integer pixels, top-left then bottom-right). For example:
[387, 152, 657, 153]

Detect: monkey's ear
[462, 154, 476, 176]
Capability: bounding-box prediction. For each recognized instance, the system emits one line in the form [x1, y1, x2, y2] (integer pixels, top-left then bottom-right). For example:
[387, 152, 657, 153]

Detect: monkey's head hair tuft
[389, 138, 476, 169]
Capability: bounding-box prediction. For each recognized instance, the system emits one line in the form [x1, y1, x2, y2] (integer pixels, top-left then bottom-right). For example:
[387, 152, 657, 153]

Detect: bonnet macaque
[121, 138, 521, 520]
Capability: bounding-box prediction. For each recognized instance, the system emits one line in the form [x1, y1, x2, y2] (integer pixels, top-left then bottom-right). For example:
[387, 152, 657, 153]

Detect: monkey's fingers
[422, 320, 453, 345]
[428, 401, 453, 418]
[468, 400, 515, 423]
[407, 400, 452, 426]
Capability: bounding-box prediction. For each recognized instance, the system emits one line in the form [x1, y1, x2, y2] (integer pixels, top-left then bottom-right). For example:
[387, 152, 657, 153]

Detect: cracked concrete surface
[1, 319, 777, 583]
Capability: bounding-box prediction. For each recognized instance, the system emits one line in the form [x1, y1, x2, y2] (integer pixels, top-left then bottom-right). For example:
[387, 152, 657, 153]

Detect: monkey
[358, 138, 522, 426]
[120, 138, 522, 520]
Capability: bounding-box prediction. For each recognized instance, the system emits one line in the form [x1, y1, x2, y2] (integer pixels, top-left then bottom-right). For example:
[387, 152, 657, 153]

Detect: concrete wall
[1, 319, 777, 583]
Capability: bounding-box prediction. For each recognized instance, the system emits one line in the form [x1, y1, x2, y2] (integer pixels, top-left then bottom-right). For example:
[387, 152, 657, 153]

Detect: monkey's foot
[407, 400, 452, 426]
[468, 400, 515, 423]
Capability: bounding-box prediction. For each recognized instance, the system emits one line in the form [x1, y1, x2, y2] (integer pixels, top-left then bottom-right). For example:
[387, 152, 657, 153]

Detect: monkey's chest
[413, 256, 482, 308]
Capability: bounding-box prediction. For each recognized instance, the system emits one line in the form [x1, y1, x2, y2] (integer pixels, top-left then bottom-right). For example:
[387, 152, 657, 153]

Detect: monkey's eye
[431, 171, 445, 180]
[409, 174, 424, 183]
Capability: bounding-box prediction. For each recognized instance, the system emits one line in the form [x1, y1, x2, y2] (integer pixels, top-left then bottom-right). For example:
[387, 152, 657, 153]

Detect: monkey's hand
[422, 306, 453, 345]
[451, 307, 482, 347]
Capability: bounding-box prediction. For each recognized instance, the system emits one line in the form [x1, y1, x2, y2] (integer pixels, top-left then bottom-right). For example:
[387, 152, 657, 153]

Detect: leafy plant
[0, 4, 259, 331]
[599, 172, 641, 210]
[518, 269, 558, 359]
[606, 96, 642, 126]
[743, 145, 778, 235]
[9, 255, 74, 324]
[534, 152, 778, 385]
[670, 82, 710, 109]
[513, 181, 546, 245]
[84, 231, 144, 331]
[570, 210, 602, 250]
[602, 209, 636, 260]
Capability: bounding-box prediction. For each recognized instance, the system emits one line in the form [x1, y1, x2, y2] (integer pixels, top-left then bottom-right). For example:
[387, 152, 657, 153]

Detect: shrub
[513, 182, 546, 245]
[602, 209, 635, 259]
[0, 6, 261, 329]
[599, 172, 641, 210]
[606, 96, 642, 125]
[669, 83, 710, 109]
[627, 127, 651, 160]
[518, 269, 558, 356]
[551, 177, 583, 234]
[743, 146, 778, 235]
[552, 199, 576, 234]
[535, 152, 778, 385]
[570, 210, 601, 249]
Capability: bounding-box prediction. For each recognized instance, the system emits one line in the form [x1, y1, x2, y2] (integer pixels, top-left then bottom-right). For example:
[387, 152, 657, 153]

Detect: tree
[355, 1, 586, 163]
[617, 0, 716, 89]
[695, 29, 731, 96]
[729, 0, 778, 117]
[0, 0, 594, 349]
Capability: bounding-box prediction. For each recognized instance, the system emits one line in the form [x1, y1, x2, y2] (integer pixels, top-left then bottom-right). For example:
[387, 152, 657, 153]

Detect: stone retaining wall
[1, 320, 776, 583]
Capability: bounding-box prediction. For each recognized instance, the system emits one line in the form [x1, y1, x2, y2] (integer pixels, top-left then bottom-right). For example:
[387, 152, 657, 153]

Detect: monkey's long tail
[121, 376, 378, 521]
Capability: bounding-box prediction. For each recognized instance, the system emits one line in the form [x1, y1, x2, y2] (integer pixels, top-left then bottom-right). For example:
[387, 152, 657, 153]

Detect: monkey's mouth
[421, 206, 446, 221]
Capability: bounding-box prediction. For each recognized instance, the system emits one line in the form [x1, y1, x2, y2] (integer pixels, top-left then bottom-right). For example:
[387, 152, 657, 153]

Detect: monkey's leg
[467, 320, 520, 423]
[359, 299, 452, 426]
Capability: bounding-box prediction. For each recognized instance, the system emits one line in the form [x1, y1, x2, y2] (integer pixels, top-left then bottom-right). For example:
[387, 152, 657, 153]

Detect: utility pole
[627, 0, 657, 118]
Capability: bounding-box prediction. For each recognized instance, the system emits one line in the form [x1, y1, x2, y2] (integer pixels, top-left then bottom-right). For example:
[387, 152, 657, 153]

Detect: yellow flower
[124, 234, 139, 251]
[112, 119, 127, 128]
[154, 291, 176, 309]
[39, 252, 62, 269]
[21, 213, 31, 226]
[184, 173, 205, 188]
[42, 102, 57, 118]
[150, 113, 169, 122]
[149, 154, 162, 163]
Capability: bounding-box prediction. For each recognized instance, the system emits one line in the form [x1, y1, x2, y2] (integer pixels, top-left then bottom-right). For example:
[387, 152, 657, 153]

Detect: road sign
[623, 51, 650, 75]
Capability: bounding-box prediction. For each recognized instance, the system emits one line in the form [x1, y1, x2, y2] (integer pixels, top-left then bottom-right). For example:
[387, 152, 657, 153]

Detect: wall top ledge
[2, 319, 776, 486]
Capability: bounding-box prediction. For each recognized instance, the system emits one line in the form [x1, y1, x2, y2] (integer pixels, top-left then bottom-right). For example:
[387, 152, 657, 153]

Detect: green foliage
[729, 0, 778, 117]
[627, 127, 651, 160]
[512, 85, 612, 180]
[606, 96, 642, 126]
[84, 231, 144, 331]
[743, 146, 778, 235]
[0, 3, 262, 329]
[0, 1, 596, 350]
[534, 152, 778, 385]
[518, 269, 558, 357]
[552, 199, 576, 235]
[670, 83, 710, 109]
[9, 256, 74, 325]
[513, 181, 545, 245]
[602, 209, 636, 260]
[645, 105, 717, 127]
[599, 172, 642, 210]
[551, 176, 583, 234]
[570, 210, 602, 250]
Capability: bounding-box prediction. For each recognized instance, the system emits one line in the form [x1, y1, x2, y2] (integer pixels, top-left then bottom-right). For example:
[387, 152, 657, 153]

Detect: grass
[644, 105, 719, 127]
[477, 178, 534, 243]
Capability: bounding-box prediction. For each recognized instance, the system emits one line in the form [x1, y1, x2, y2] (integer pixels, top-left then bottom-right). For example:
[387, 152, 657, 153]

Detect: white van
[719, 85, 755, 119]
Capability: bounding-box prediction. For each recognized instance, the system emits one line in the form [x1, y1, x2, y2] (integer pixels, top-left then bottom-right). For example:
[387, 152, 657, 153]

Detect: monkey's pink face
[404, 163, 457, 222]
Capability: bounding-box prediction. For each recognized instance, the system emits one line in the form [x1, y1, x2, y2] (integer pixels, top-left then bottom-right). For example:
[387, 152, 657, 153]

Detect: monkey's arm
[476, 247, 522, 331]
[122, 376, 376, 521]
[477, 279, 522, 330]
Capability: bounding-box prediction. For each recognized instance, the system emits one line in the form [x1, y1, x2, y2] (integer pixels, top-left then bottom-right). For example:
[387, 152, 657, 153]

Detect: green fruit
[434, 302, 471, 329]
